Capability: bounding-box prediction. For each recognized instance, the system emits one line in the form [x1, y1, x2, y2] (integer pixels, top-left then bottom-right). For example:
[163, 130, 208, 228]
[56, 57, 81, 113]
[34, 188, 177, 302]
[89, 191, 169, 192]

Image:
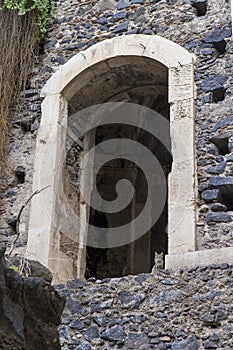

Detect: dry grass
[0, 8, 39, 171]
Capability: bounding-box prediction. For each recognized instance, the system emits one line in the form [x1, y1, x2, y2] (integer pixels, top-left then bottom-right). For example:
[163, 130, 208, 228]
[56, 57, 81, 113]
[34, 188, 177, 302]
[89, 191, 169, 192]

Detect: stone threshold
[165, 247, 233, 269]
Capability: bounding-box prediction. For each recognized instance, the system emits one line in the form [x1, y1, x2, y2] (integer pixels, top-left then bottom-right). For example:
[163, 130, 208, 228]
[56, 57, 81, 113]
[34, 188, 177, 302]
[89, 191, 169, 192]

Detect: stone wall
[56, 265, 233, 349]
[0, 0, 233, 255]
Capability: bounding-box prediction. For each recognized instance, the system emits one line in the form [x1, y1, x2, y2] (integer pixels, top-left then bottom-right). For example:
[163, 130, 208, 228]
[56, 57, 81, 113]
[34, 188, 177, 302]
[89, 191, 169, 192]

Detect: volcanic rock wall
[56, 264, 233, 349]
[0, 0, 232, 254]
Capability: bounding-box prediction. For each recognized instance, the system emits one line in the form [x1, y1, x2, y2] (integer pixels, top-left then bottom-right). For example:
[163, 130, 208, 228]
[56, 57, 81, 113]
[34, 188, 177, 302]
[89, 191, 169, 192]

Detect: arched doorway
[27, 34, 196, 283]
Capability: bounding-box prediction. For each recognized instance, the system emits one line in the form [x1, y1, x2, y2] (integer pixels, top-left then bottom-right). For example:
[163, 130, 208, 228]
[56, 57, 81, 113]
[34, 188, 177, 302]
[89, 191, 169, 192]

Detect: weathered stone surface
[113, 21, 129, 33]
[124, 332, 149, 347]
[206, 161, 226, 174]
[56, 265, 233, 349]
[213, 116, 233, 132]
[0, 245, 65, 350]
[206, 212, 232, 224]
[201, 189, 221, 203]
[171, 335, 199, 350]
[84, 325, 99, 341]
[101, 325, 126, 342]
[210, 202, 227, 212]
[116, 0, 130, 10]
[202, 75, 228, 92]
[119, 290, 145, 309]
[209, 176, 233, 188]
[204, 27, 231, 43]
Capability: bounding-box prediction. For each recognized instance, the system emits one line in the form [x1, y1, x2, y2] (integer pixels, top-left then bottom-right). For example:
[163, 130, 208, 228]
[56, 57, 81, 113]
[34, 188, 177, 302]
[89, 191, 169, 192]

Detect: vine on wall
[1, 0, 55, 36]
[0, 1, 54, 170]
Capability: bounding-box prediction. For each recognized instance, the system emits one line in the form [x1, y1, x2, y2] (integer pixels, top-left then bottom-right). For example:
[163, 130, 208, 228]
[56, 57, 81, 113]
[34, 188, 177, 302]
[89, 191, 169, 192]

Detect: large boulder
[0, 244, 65, 350]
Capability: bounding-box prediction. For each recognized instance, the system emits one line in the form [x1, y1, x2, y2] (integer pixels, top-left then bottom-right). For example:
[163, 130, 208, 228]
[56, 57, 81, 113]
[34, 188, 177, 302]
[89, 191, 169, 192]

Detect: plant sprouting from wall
[0, 0, 55, 35]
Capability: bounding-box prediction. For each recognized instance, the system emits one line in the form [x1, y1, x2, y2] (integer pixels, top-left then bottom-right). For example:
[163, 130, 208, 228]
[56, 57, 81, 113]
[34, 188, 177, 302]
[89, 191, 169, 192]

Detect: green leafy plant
[0, 0, 55, 36]
[9, 265, 20, 272]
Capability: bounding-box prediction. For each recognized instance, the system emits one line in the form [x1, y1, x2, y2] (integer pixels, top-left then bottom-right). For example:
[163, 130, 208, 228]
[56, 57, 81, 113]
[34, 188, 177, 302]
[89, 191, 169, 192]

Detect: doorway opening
[66, 56, 171, 279]
[27, 34, 196, 283]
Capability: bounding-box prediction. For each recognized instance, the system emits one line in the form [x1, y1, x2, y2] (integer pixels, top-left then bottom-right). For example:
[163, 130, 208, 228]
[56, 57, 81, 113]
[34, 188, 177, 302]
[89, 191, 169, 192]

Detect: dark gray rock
[171, 335, 199, 350]
[201, 189, 221, 203]
[66, 298, 86, 315]
[59, 325, 71, 342]
[101, 325, 126, 342]
[135, 273, 150, 284]
[204, 27, 231, 43]
[0, 245, 65, 350]
[141, 28, 154, 34]
[93, 316, 106, 327]
[200, 314, 215, 324]
[206, 212, 232, 224]
[1, 188, 17, 198]
[215, 308, 228, 321]
[161, 278, 175, 285]
[213, 116, 233, 132]
[198, 182, 209, 193]
[124, 332, 149, 348]
[193, 289, 221, 302]
[209, 176, 233, 188]
[203, 92, 213, 104]
[209, 333, 219, 342]
[210, 203, 227, 212]
[66, 278, 87, 289]
[113, 21, 129, 33]
[203, 340, 217, 349]
[98, 17, 108, 25]
[119, 290, 145, 309]
[112, 11, 127, 21]
[132, 0, 145, 3]
[23, 89, 38, 98]
[209, 176, 233, 209]
[206, 161, 226, 174]
[75, 343, 92, 350]
[116, 0, 130, 9]
[31, 119, 40, 132]
[202, 75, 228, 92]
[150, 289, 184, 305]
[90, 300, 108, 313]
[219, 263, 229, 269]
[150, 337, 161, 344]
[209, 176, 233, 187]
[69, 319, 85, 330]
[84, 325, 99, 341]
[0, 229, 10, 236]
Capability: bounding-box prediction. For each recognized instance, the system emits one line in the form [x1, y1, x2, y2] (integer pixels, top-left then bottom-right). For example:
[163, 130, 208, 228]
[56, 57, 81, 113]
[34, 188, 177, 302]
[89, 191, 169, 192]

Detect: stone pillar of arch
[27, 34, 197, 282]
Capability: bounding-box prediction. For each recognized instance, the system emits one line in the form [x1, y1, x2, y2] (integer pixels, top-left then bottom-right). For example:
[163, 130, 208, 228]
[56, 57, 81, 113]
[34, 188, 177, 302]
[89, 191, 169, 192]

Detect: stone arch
[27, 34, 197, 282]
